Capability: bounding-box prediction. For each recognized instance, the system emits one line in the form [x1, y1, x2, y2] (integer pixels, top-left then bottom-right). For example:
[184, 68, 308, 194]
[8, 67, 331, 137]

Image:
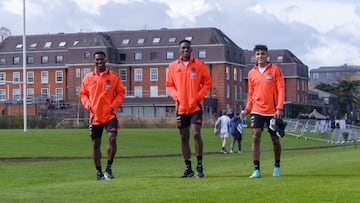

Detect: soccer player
[79, 51, 125, 180]
[166, 39, 211, 178]
[240, 44, 285, 178]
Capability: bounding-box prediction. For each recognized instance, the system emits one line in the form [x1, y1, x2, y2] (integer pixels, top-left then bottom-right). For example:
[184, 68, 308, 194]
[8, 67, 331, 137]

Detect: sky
[1, 0, 360, 70]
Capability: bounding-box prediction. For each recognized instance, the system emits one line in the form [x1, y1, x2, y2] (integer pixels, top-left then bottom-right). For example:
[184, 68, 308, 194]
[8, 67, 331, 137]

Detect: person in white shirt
[219, 111, 231, 154]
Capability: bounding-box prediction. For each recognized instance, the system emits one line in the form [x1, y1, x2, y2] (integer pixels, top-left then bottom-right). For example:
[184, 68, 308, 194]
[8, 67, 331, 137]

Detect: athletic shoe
[221, 149, 227, 154]
[273, 167, 281, 177]
[195, 165, 205, 178]
[104, 168, 115, 180]
[229, 150, 234, 154]
[238, 151, 243, 154]
[269, 118, 278, 132]
[249, 170, 261, 178]
[96, 171, 105, 180]
[276, 119, 287, 137]
[180, 169, 194, 178]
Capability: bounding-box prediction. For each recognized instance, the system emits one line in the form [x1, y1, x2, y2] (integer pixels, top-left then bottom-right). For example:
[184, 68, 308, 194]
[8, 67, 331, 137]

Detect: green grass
[0, 128, 359, 202]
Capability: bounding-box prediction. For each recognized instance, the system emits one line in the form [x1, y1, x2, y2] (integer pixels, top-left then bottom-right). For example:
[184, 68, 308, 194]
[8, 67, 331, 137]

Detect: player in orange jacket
[79, 51, 125, 180]
[240, 44, 285, 178]
[166, 39, 211, 178]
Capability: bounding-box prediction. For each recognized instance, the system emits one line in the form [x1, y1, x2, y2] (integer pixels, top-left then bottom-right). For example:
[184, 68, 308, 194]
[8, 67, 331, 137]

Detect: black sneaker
[180, 169, 194, 178]
[104, 168, 115, 180]
[195, 165, 205, 178]
[276, 119, 287, 137]
[96, 171, 105, 180]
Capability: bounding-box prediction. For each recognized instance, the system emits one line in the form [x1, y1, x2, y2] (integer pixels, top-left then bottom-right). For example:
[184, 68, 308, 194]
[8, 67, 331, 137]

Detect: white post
[22, 0, 27, 132]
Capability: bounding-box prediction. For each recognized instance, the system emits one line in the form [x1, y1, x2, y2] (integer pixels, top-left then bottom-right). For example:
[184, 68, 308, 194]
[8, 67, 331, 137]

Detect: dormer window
[44, 42, 52, 48]
[16, 44, 23, 49]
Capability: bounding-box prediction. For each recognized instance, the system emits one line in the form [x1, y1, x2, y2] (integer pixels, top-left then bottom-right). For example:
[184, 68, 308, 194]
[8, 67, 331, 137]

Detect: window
[134, 52, 142, 61]
[83, 68, 91, 76]
[76, 68, 81, 78]
[239, 69, 242, 82]
[225, 66, 230, 80]
[58, 41, 66, 47]
[234, 86, 238, 100]
[27, 71, 34, 84]
[250, 56, 256, 63]
[134, 69, 142, 81]
[73, 41, 79, 46]
[55, 88, 63, 101]
[27, 88, 34, 98]
[13, 89, 21, 100]
[0, 89, 6, 101]
[168, 37, 176, 43]
[166, 51, 174, 60]
[199, 50, 206, 59]
[134, 86, 142, 97]
[27, 56, 34, 64]
[122, 39, 130, 45]
[83, 51, 90, 59]
[0, 72, 6, 84]
[119, 69, 127, 81]
[13, 56, 20, 65]
[55, 55, 63, 63]
[55, 71, 63, 83]
[13, 72, 21, 83]
[150, 52, 158, 61]
[30, 43, 37, 48]
[44, 42, 52, 48]
[41, 71, 48, 84]
[75, 86, 80, 94]
[150, 68, 158, 81]
[137, 38, 145, 44]
[16, 44, 23, 49]
[226, 85, 230, 98]
[276, 55, 283, 63]
[150, 86, 158, 97]
[41, 88, 49, 99]
[233, 68, 237, 81]
[185, 36, 192, 41]
[0, 57, 5, 65]
[119, 53, 126, 61]
[152, 38, 160, 43]
[41, 56, 48, 64]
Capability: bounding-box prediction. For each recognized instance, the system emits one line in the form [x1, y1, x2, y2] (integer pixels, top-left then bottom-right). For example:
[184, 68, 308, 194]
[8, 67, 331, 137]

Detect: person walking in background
[79, 51, 125, 180]
[219, 111, 231, 154]
[230, 112, 247, 154]
[240, 44, 285, 178]
[166, 39, 211, 178]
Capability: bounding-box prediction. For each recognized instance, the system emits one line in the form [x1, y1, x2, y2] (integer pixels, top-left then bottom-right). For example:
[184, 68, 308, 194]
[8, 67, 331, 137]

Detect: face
[254, 49, 268, 66]
[179, 41, 192, 61]
[93, 53, 106, 72]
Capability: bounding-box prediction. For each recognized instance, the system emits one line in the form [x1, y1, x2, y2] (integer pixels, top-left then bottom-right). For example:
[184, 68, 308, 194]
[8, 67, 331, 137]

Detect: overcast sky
[1, 0, 360, 70]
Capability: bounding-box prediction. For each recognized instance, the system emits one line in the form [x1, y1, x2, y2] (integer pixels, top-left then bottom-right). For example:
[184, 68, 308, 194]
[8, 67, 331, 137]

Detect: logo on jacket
[266, 72, 273, 82]
[190, 67, 197, 78]
[105, 80, 112, 90]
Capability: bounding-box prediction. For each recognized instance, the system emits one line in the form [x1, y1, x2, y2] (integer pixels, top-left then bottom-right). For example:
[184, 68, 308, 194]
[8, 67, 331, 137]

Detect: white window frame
[134, 68, 142, 81]
[119, 69, 127, 81]
[13, 72, 21, 84]
[150, 68, 158, 81]
[0, 72, 6, 84]
[27, 71, 34, 84]
[134, 86, 142, 97]
[166, 51, 174, 60]
[41, 71, 49, 84]
[55, 70, 63, 83]
[150, 86, 158, 97]
[0, 89, 6, 101]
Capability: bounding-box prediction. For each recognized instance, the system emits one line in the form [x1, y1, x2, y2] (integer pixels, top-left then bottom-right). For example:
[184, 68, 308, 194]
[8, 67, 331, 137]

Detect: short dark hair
[93, 51, 106, 58]
[179, 39, 191, 45]
[253, 44, 268, 52]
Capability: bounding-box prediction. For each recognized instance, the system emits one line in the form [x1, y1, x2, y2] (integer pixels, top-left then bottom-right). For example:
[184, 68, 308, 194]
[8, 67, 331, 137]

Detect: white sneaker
[229, 150, 234, 154]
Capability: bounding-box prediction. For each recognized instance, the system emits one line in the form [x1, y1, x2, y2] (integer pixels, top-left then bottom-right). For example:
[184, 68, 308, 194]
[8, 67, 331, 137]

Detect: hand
[275, 110, 283, 119]
[240, 110, 247, 119]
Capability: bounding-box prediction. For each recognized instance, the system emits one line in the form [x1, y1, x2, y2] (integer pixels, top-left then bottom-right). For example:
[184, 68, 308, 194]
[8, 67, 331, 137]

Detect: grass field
[0, 128, 359, 203]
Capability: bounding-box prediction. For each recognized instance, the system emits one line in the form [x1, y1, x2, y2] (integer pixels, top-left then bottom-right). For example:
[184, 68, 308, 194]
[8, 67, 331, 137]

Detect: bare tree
[0, 26, 11, 42]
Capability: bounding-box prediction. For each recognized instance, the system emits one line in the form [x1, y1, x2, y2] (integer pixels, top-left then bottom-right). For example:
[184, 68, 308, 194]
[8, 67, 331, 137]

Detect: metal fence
[284, 119, 360, 145]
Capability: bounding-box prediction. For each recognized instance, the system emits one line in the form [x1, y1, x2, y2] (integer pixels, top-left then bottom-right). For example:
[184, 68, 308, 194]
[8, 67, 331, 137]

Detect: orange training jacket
[79, 67, 125, 125]
[166, 55, 211, 115]
[245, 63, 285, 116]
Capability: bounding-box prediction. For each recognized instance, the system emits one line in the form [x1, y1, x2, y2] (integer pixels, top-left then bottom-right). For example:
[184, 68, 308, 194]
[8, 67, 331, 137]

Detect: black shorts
[90, 118, 119, 140]
[176, 110, 203, 129]
[250, 114, 276, 135]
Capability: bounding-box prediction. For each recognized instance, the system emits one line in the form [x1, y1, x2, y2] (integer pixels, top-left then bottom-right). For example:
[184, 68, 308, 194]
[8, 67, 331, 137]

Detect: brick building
[0, 27, 247, 119]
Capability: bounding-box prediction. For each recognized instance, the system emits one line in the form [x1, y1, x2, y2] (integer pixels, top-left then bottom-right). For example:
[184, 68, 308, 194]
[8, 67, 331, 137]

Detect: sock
[275, 160, 280, 168]
[185, 159, 192, 171]
[106, 160, 113, 170]
[197, 156, 203, 167]
[254, 160, 260, 170]
[96, 166, 102, 173]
